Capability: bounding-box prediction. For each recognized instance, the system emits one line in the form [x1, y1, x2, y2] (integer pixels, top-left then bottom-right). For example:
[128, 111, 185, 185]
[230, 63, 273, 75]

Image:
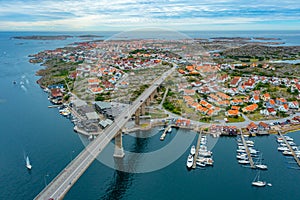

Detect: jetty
[192, 129, 202, 169]
[160, 124, 172, 141]
[240, 130, 255, 168]
[278, 131, 300, 167]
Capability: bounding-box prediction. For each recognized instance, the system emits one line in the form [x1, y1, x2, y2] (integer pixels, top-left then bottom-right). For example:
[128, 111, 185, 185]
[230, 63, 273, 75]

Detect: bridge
[34, 66, 176, 200]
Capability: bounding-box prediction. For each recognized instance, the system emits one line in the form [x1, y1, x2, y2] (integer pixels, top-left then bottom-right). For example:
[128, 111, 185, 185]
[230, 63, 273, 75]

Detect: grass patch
[227, 116, 245, 123]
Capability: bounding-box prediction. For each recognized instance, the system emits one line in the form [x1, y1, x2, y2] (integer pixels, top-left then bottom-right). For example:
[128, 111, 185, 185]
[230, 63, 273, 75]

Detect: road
[34, 66, 175, 200]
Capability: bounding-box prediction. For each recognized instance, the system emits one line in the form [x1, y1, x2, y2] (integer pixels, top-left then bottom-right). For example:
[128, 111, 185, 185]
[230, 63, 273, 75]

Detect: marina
[277, 131, 300, 168]
[239, 131, 255, 168]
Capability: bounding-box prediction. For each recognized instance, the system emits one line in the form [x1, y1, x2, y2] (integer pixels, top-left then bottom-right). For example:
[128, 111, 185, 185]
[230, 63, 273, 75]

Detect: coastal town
[28, 36, 300, 139]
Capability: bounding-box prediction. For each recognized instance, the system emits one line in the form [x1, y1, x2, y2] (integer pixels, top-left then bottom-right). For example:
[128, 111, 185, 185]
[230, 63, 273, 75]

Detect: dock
[160, 125, 172, 141]
[192, 129, 202, 169]
[278, 131, 300, 167]
[240, 130, 255, 168]
[48, 105, 61, 108]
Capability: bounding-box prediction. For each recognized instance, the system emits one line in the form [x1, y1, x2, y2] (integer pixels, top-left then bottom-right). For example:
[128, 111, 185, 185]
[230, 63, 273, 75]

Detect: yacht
[282, 151, 293, 156]
[167, 127, 172, 133]
[278, 146, 289, 151]
[238, 159, 250, 165]
[186, 154, 194, 168]
[252, 171, 266, 187]
[26, 156, 32, 170]
[196, 162, 206, 167]
[237, 149, 246, 153]
[236, 154, 248, 160]
[284, 136, 294, 141]
[190, 145, 196, 155]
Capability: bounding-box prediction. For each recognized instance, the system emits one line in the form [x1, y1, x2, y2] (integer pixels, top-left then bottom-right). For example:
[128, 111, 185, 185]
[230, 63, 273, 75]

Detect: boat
[26, 156, 32, 170]
[186, 154, 193, 168]
[236, 154, 248, 160]
[237, 149, 246, 153]
[246, 140, 254, 145]
[252, 171, 266, 187]
[196, 162, 206, 167]
[190, 145, 196, 155]
[284, 136, 294, 141]
[255, 154, 268, 170]
[277, 146, 289, 151]
[238, 159, 250, 165]
[205, 158, 214, 166]
[198, 151, 212, 157]
[167, 127, 172, 133]
[283, 151, 293, 156]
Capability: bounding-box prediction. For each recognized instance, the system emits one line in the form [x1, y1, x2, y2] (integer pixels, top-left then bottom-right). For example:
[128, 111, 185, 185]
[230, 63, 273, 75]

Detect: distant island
[12, 35, 73, 40]
[12, 35, 104, 41]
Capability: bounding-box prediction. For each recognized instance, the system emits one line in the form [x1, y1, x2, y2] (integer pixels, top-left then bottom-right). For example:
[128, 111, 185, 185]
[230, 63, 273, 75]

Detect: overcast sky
[0, 0, 299, 31]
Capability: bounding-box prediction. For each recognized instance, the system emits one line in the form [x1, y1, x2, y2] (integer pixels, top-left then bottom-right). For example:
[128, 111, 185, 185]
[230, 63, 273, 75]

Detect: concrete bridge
[34, 66, 175, 200]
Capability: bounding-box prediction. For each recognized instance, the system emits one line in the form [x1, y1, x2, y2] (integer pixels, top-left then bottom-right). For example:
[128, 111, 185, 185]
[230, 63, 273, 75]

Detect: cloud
[0, 0, 299, 30]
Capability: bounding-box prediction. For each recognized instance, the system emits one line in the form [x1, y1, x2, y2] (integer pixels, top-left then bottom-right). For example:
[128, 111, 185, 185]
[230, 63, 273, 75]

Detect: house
[289, 101, 299, 109]
[242, 104, 258, 113]
[267, 108, 277, 116]
[230, 76, 242, 87]
[276, 98, 287, 105]
[260, 109, 269, 116]
[261, 93, 271, 102]
[50, 88, 63, 99]
[266, 99, 276, 108]
[231, 99, 243, 106]
[247, 122, 258, 132]
[243, 78, 256, 89]
[250, 95, 260, 104]
[258, 122, 270, 131]
[226, 109, 240, 117]
[184, 89, 196, 96]
[278, 104, 289, 112]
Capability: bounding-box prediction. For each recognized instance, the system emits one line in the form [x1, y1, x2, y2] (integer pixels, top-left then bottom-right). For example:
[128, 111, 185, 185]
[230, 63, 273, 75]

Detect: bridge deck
[34, 66, 176, 200]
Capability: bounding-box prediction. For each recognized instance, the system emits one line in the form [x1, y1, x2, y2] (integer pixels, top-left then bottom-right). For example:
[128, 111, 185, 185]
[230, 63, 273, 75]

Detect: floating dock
[278, 131, 300, 167]
[192, 129, 202, 169]
[240, 130, 255, 169]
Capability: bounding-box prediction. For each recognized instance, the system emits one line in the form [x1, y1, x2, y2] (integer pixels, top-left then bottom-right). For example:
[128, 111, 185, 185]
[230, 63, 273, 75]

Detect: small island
[12, 35, 73, 40]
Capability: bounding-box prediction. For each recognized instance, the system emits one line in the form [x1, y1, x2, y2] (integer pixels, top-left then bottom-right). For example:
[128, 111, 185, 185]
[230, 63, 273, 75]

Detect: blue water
[0, 31, 300, 200]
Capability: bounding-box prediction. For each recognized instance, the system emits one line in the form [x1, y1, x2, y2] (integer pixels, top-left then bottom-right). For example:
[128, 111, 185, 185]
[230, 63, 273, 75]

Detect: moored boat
[190, 145, 196, 155]
[186, 154, 193, 168]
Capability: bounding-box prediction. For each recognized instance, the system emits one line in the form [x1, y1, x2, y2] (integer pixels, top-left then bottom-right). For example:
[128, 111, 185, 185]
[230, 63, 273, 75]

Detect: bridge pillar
[141, 103, 146, 115]
[135, 108, 140, 125]
[113, 131, 125, 158]
[145, 98, 151, 106]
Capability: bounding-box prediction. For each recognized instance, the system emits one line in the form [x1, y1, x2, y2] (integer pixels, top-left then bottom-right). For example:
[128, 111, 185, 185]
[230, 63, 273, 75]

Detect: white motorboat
[284, 136, 294, 141]
[196, 162, 206, 167]
[26, 156, 32, 170]
[238, 159, 250, 165]
[167, 127, 172, 133]
[186, 154, 194, 168]
[205, 158, 214, 166]
[190, 145, 196, 155]
[256, 164, 268, 170]
[238, 146, 246, 150]
[237, 149, 246, 153]
[282, 151, 293, 156]
[252, 171, 266, 187]
[236, 154, 248, 160]
[277, 146, 289, 151]
[246, 140, 254, 145]
[288, 141, 296, 146]
[199, 151, 212, 157]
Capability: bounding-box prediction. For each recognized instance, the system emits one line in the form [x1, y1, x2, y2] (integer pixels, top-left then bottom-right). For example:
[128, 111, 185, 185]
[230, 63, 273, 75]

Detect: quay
[48, 105, 61, 108]
[240, 129, 255, 168]
[192, 129, 202, 169]
[278, 131, 300, 167]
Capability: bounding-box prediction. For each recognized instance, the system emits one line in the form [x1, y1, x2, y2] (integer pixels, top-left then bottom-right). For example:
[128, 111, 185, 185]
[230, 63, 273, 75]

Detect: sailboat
[26, 156, 32, 170]
[252, 171, 266, 187]
[255, 154, 268, 170]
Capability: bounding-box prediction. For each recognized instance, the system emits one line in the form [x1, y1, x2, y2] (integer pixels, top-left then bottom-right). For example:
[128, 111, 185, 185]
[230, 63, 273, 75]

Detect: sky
[0, 0, 299, 31]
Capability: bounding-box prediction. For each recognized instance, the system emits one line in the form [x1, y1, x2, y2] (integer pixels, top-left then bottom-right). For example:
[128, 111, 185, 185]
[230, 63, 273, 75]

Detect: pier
[160, 124, 172, 141]
[240, 130, 255, 168]
[192, 129, 202, 169]
[278, 131, 300, 167]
